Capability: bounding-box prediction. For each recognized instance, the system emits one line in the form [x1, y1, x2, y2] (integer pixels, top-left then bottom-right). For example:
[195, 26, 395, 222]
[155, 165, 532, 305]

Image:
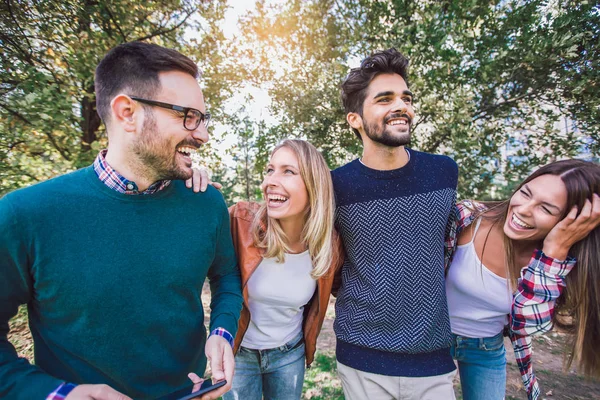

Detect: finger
[186, 177, 192, 189]
[591, 194, 600, 223]
[208, 342, 225, 381]
[212, 182, 223, 190]
[223, 345, 235, 384]
[93, 384, 132, 400]
[200, 169, 209, 192]
[188, 372, 204, 393]
[201, 344, 234, 400]
[200, 380, 228, 400]
[564, 205, 578, 225]
[580, 198, 592, 219]
[193, 168, 202, 193]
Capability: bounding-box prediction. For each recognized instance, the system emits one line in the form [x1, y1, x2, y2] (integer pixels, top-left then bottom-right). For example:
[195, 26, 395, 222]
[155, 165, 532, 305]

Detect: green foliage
[229, 0, 600, 199]
[218, 104, 264, 205]
[1, 0, 599, 200]
[0, 0, 229, 195]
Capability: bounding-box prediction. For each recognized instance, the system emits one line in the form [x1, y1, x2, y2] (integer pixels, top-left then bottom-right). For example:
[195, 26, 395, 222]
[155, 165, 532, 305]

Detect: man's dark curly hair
[341, 48, 410, 141]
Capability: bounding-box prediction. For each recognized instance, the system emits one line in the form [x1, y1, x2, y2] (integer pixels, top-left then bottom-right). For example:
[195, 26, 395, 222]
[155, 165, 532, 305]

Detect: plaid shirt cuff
[532, 249, 576, 276]
[47, 383, 77, 400]
[511, 249, 576, 336]
[210, 327, 234, 348]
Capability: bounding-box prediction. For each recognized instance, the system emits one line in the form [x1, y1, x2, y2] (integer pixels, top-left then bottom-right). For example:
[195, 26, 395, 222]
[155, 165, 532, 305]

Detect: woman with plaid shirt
[445, 159, 600, 400]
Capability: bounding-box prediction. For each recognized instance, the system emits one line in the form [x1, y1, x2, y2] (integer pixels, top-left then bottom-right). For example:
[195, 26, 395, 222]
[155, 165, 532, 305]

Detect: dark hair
[477, 159, 600, 378]
[341, 48, 410, 140]
[95, 41, 199, 124]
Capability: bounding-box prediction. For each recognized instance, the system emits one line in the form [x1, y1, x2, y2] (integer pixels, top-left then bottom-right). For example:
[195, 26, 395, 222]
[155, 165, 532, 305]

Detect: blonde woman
[222, 139, 342, 400]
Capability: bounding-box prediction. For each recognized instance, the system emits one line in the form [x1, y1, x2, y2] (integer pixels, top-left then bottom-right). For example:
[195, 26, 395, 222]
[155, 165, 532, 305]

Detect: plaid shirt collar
[93, 149, 171, 195]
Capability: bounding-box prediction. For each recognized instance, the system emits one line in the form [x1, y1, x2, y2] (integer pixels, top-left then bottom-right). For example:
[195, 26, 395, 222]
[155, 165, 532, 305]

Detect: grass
[302, 353, 344, 399]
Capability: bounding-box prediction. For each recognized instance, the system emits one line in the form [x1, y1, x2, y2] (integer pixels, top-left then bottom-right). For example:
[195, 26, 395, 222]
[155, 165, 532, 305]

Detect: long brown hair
[476, 159, 600, 378]
[251, 139, 336, 279]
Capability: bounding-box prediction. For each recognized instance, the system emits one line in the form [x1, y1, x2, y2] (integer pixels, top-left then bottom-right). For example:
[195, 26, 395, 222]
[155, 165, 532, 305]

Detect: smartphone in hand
[155, 380, 227, 400]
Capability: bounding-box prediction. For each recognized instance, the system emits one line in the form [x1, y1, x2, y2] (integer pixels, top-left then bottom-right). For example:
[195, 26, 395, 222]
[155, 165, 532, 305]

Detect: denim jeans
[223, 332, 305, 400]
[450, 332, 506, 400]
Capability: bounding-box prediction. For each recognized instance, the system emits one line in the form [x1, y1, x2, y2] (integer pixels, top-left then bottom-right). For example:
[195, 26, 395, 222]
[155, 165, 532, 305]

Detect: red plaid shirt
[93, 149, 171, 194]
[445, 200, 575, 400]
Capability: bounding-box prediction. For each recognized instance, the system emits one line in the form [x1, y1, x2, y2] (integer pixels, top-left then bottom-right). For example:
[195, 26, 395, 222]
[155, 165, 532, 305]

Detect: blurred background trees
[1, 0, 598, 201]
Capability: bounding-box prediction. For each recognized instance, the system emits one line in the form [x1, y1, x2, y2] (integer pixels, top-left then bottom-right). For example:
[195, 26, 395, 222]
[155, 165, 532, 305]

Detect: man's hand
[543, 193, 600, 260]
[64, 384, 131, 400]
[196, 335, 235, 399]
[185, 168, 223, 193]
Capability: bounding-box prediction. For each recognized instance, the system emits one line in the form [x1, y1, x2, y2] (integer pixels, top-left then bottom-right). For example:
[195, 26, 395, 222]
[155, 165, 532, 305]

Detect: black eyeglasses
[130, 96, 211, 131]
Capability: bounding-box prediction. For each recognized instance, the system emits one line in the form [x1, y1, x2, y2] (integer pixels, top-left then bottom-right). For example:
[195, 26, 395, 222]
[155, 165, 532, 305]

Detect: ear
[110, 94, 139, 133]
[347, 112, 363, 131]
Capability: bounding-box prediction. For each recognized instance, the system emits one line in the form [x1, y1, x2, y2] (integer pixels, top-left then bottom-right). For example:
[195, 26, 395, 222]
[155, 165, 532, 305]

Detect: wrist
[48, 383, 77, 400]
[540, 245, 569, 261]
[209, 327, 234, 348]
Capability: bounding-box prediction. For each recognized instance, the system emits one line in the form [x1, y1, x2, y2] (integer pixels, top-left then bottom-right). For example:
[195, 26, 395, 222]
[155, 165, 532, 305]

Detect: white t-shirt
[446, 219, 513, 338]
[241, 250, 317, 349]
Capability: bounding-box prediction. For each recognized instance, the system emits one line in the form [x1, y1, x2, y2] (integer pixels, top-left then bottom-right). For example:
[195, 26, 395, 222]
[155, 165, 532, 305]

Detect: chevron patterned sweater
[332, 150, 458, 377]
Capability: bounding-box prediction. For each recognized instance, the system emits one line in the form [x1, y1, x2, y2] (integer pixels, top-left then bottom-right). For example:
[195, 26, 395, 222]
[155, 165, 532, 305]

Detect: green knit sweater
[0, 166, 242, 399]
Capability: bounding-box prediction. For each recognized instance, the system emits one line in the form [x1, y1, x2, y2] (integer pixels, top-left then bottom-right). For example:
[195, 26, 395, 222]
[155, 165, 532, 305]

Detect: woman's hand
[185, 168, 223, 193]
[542, 194, 600, 260]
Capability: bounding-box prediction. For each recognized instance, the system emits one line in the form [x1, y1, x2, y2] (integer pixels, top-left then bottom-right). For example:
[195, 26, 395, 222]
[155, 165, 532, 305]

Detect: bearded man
[332, 48, 459, 400]
[0, 42, 242, 400]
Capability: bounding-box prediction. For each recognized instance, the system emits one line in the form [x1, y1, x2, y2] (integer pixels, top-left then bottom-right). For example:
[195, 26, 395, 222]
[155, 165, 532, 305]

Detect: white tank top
[242, 250, 317, 349]
[446, 219, 513, 338]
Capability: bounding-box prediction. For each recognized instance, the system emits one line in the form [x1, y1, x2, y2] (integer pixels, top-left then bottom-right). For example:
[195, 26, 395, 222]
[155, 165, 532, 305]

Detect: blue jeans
[223, 332, 306, 400]
[450, 332, 506, 400]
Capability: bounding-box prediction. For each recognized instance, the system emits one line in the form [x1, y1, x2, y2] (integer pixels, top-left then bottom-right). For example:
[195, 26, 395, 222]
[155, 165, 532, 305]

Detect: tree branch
[134, 8, 195, 42]
[0, 103, 72, 161]
[103, 4, 128, 41]
[6, 0, 34, 60]
[42, 130, 72, 161]
[0, 103, 32, 124]
[8, 140, 25, 150]
[472, 92, 536, 122]
[423, 130, 452, 153]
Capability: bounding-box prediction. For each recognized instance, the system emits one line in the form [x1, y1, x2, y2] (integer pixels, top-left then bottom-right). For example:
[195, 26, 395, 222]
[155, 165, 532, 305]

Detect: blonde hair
[251, 139, 335, 279]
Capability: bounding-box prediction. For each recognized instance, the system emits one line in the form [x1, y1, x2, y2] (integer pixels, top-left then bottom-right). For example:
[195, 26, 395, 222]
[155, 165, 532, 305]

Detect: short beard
[132, 111, 192, 182]
[363, 116, 411, 148]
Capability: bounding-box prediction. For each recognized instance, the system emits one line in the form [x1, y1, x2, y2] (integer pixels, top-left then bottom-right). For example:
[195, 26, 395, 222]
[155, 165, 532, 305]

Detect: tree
[0, 0, 230, 195]
[216, 103, 264, 205]
[228, 0, 600, 198]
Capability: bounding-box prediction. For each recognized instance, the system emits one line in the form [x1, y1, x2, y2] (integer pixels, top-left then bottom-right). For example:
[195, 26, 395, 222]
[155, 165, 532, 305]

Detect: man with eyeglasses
[0, 42, 242, 400]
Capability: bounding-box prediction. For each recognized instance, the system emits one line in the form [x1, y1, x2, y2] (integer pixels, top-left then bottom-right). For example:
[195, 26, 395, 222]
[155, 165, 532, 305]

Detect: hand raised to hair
[185, 167, 222, 193]
[543, 194, 600, 260]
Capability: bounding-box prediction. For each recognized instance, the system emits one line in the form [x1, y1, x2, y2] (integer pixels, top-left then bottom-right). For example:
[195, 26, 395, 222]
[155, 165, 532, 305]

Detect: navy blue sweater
[332, 150, 458, 377]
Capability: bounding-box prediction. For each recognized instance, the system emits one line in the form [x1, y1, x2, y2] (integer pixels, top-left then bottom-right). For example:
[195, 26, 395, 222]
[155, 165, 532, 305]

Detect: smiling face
[504, 174, 568, 243]
[132, 70, 209, 181]
[358, 73, 415, 147]
[261, 146, 309, 226]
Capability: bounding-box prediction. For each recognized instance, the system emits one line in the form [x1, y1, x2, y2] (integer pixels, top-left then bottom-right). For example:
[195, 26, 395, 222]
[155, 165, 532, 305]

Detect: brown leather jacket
[229, 201, 343, 367]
